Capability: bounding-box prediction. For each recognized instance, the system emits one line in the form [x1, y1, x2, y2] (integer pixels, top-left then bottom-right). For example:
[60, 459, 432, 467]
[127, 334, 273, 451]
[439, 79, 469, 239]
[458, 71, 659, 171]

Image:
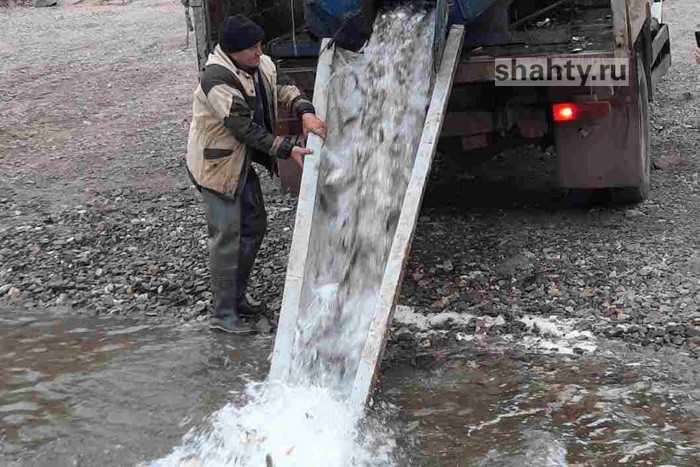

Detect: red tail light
[553, 103, 578, 122]
[553, 102, 612, 122]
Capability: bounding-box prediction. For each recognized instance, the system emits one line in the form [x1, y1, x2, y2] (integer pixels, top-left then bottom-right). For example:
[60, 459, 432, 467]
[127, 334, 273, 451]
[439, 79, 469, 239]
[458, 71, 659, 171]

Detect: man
[186, 14, 327, 334]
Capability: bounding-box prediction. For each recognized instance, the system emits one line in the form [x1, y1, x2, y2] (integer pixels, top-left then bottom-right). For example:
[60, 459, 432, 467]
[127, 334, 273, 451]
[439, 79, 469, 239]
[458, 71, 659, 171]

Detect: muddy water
[3, 306, 700, 466]
[382, 345, 700, 466]
[0, 307, 271, 466]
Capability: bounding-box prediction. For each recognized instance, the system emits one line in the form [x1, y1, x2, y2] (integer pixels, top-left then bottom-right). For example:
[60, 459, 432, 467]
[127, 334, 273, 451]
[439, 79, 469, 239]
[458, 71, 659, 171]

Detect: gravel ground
[397, 0, 700, 357]
[0, 0, 297, 327]
[2, 0, 700, 357]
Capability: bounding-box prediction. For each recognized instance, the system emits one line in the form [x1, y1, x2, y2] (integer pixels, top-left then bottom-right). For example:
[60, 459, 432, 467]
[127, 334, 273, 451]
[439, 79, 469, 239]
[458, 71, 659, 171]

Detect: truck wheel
[612, 54, 651, 203]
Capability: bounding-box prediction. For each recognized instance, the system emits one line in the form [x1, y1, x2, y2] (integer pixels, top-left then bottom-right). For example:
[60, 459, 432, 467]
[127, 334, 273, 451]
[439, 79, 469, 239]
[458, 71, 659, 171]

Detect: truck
[185, 0, 671, 202]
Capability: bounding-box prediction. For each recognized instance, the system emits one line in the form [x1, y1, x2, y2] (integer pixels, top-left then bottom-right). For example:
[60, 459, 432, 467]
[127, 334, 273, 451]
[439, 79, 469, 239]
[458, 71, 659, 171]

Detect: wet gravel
[0, 176, 295, 323]
[397, 0, 700, 357]
[2, 0, 700, 362]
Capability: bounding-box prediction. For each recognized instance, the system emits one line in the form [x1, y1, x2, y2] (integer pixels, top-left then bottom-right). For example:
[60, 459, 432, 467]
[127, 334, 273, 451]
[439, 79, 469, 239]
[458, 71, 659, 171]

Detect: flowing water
[4, 307, 700, 466]
[153, 8, 436, 467]
[288, 8, 435, 394]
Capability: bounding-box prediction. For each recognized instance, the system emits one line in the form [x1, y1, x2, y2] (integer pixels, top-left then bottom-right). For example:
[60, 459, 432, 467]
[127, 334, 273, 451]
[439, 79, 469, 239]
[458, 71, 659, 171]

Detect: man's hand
[291, 146, 312, 169]
[302, 113, 328, 140]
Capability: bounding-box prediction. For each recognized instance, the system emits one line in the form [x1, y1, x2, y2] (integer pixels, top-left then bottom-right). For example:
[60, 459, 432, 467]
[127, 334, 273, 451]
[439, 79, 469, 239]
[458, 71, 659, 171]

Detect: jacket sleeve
[207, 82, 294, 159]
[277, 70, 316, 119]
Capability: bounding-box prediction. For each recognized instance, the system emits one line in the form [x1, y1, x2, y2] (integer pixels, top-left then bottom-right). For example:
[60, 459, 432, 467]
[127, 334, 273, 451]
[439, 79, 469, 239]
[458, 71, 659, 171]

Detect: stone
[496, 253, 534, 277]
[685, 255, 700, 275]
[624, 209, 645, 218]
[687, 319, 700, 337]
[428, 312, 455, 329]
[393, 327, 413, 342]
[688, 336, 700, 352]
[33, 0, 58, 7]
[102, 296, 115, 306]
[256, 317, 272, 334]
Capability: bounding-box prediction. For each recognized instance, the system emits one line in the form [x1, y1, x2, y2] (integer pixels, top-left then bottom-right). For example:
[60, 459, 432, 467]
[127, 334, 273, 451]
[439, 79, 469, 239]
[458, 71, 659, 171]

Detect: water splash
[151, 382, 396, 467]
[151, 8, 436, 466]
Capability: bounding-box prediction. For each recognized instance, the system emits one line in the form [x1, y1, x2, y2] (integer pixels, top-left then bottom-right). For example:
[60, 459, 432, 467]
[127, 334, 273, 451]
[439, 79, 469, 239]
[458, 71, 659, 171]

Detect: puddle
[3, 305, 700, 466]
[0, 307, 271, 466]
[382, 350, 700, 466]
[1, 317, 120, 447]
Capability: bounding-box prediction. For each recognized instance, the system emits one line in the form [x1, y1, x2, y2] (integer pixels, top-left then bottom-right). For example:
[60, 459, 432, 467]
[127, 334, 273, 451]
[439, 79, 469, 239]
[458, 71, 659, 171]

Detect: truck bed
[465, 4, 614, 58]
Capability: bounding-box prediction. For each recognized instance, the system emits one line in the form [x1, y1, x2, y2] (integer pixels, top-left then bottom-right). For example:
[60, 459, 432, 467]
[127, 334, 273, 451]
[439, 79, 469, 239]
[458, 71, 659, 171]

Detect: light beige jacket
[186, 45, 314, 197]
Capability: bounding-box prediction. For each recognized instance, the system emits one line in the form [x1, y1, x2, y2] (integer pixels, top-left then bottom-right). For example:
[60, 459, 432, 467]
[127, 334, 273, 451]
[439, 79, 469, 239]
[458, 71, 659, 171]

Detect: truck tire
[613, 54, 651, 203]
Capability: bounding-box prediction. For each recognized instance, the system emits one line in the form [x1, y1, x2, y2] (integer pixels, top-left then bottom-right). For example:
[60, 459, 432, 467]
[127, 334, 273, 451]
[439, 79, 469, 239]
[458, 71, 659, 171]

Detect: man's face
[231, 42, 262, 68]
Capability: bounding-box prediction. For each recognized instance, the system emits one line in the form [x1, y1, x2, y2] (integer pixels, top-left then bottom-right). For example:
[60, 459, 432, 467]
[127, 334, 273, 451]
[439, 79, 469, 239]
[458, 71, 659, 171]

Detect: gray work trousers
[200, 168, 267, 320]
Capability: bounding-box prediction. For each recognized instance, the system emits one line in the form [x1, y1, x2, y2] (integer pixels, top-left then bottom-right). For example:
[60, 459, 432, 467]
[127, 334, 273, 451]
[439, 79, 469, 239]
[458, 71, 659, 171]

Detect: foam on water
[152, 8, 435, 466]
[151, 382, 395, 467]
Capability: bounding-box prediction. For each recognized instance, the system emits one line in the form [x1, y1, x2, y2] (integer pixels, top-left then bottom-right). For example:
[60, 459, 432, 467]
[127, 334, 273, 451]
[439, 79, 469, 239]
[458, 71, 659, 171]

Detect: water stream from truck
[151, 8, 435, 467]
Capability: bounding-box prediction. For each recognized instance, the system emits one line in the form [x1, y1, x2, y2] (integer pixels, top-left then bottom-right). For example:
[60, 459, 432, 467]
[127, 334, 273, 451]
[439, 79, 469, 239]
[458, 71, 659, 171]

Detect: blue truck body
[303, 0, 499, 50]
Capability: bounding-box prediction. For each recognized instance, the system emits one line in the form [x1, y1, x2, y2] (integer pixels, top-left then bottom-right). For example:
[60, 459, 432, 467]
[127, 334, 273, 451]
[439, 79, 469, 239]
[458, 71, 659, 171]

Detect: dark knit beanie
[218, 14, 265, 53]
